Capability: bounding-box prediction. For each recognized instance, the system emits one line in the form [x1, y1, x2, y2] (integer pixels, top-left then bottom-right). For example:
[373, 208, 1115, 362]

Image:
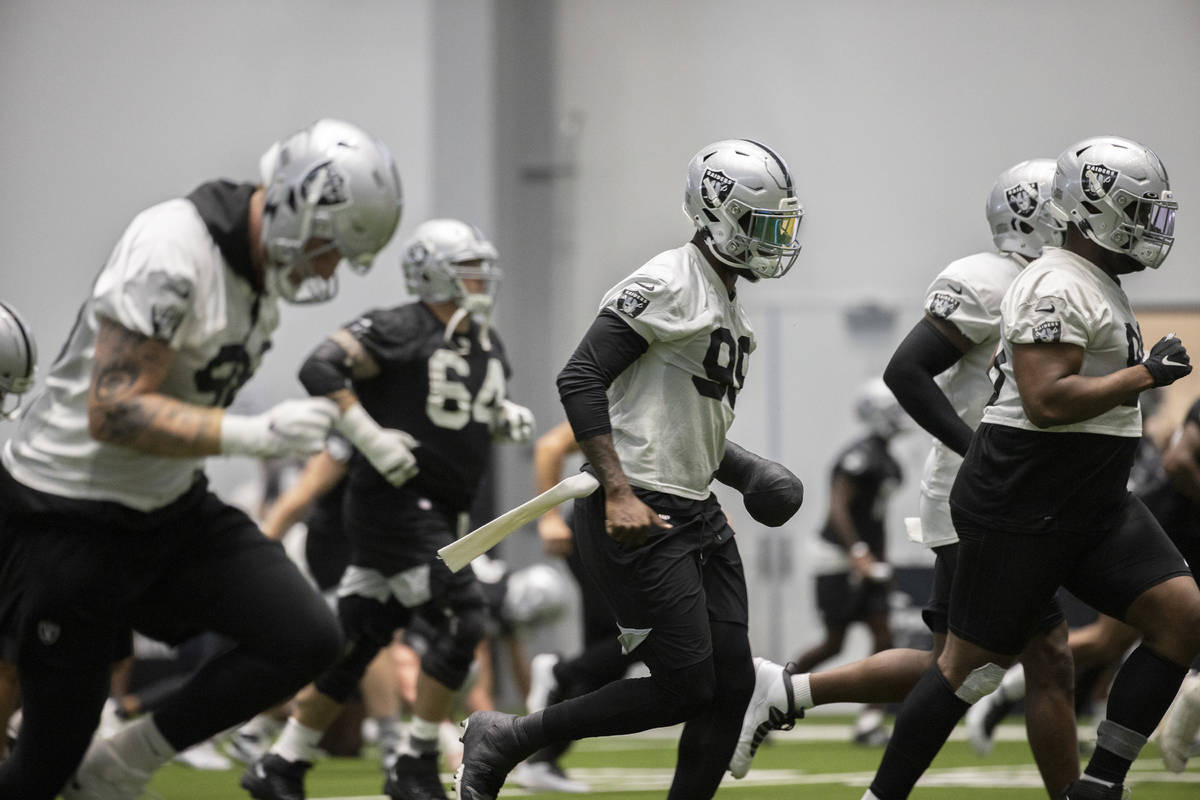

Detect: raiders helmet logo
[301, 162, 350, 206]
[1081, 163, 1118, 201]
[37, 620, 60, 646]
[615, 288, 649, 318]
[407, 241, 429, 266]
[1033, 320, 1062, 343]
[152, 303, 185, 341]
[928, 292, 960, 320]
[700, 169, 735, 209]
[1005, 183, 1038, 218]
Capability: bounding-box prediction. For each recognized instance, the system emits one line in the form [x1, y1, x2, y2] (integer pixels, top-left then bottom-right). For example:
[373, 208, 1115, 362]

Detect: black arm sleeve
[883, 317, 975, 457]
[298, 338, 354, 397]
[556, 309, 649, 441]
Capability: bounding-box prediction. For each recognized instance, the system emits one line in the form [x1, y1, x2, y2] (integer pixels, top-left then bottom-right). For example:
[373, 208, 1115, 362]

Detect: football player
[731, 160, 1080, 794]
[241, 219, 535, 800]
[454, 139, 806, 800]
[0, 119, 402, 800]
[862, 137, 1198, 800]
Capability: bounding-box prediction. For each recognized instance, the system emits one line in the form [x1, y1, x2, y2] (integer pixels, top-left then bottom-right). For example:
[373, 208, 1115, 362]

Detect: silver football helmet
[501, 563, 568, 629]
[402, 218, 501, 312]
[855, 377, 908, 439]
[682, 139, 803, 279]
[0, 302, 36, 419]
[986, 159, 1065, 258]
[259, 118, 403, 302]
[1049, 136, 1176, 269]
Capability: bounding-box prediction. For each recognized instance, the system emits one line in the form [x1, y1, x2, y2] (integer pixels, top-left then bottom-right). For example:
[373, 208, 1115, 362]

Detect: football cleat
[174, 739, 233, 771]
[61, 738, 152, 800]
[454, 711, 526, 800]
[525, 653, 561, 713]
[1161, 672, 1200, 773]
[240, 753, 312, 800]
[1058, 779, 1130, 799]
[729, 657, 802, 779]
[384, 750, 448, 800]
[964, 688, 1011, 756]
[511, 759, 589, 793]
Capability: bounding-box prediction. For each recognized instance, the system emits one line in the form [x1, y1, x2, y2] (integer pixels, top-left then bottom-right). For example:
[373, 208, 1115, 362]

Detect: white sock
[862, 790, 882, 799]
[791, 672, 814, 712]
[409, 715, 441, 752]
[998, 663, 1026, 702]
[107, 714, 177, 774]
[269, 717, 324, 764]
[1080, 773, 1116, 788]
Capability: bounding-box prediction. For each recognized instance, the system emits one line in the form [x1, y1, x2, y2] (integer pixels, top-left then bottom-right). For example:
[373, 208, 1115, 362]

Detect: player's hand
[1144, 334, 1192, 387]
[603, 489, 672, 547]
[220, 397, 339, 458]
[335, 402, 419, 486]
[538, 514, 574, 558]
[850, 550, 878, 579]
[491, 400, 535, 444]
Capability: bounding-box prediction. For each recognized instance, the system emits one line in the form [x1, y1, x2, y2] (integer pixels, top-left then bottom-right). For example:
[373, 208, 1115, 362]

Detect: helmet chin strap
[442, 303, 492, 351]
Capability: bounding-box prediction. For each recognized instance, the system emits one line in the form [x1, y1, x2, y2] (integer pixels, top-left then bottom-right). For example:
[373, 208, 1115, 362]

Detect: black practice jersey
[819, 434, 902, 555]
[345, 302, 512, 511]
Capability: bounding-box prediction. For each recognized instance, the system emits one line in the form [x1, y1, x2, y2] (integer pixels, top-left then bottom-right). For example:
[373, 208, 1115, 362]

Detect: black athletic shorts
[0, 463, 332, 670]
[922, 542, 1063, 637]
[342, 481, 465, 574]
[572, 481, 748, 673]
[949, 494, 1190, 654]
[815, 572, 889, 626]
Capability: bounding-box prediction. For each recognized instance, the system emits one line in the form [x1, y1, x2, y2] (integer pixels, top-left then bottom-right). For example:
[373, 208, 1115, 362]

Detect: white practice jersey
[981, 246, 1143, 437]
[915, 251, 1023, 547]
[4, 196, 279, 511]
[600, 242, 755, 500]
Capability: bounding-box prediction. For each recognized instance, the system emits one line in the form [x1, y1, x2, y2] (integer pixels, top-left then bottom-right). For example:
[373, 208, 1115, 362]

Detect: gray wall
[3, 0, 1199, 671]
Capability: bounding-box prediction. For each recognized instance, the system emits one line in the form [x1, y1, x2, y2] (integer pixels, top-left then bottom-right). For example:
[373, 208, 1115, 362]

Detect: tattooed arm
[87, 316, 225, 456]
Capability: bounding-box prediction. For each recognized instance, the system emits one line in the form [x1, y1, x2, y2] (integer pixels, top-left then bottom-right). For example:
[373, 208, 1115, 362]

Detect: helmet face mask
[259, 119, 404, 303]
[1049, 136, 1176, 269]
[0, 302, 36, 419]
[683, 139, 804, 279]
[986, 159, 1066, 258]
[402, 219, 502, 318]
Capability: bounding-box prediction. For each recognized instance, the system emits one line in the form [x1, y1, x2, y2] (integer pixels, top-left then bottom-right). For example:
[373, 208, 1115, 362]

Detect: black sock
[869, 665, 969, 799]
[1085, 645, 1187, 785]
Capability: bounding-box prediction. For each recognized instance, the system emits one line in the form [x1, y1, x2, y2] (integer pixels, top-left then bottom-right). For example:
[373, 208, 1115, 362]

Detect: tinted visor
[744, 209, 802, 250]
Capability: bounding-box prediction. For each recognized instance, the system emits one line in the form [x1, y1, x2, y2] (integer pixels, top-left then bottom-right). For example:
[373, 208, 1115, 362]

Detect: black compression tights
[536, 620, 754, 800]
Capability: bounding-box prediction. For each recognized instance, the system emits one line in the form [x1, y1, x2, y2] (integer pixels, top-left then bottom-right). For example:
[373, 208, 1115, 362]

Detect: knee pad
[315, 635, 381, 703]
[420, 604, 487, 690]
[955, 662, 1007, 704]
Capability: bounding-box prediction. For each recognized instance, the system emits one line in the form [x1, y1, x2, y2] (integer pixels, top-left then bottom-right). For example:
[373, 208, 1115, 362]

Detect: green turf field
[142, 718, 1199, 799]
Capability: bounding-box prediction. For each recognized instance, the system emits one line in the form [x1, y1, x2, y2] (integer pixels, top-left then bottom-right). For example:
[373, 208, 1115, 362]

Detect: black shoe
[385, 750, 448, 800]
[1059, 779, 1129, 799]
[453, 711, 526, 800]
[240, 753, 311, 800]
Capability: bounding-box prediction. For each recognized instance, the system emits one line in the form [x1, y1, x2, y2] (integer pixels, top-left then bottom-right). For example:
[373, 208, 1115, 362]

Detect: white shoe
[62, 737, 153, 800]
[526, 653, 560, 713]
[729, 657, 799, 779]
[965, 691, 1001, 757]
[1162, 672, 1200, 773]
[225, 716, 281, 765]
[174, 738, 232, 771]
[512, 760, 589, 793]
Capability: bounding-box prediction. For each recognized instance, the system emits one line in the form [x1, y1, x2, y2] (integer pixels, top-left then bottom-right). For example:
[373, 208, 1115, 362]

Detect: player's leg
[867, 520, 1066, 800]
[853, 596, 895, 746]
[456, 488, 728, 799]
[1064, 496, 1200, 795]
[1020, 615, 1080, 797]
[386, 564, 488, 800]
[1160, 670, 1200, 772]
[791, 572, 851, 671]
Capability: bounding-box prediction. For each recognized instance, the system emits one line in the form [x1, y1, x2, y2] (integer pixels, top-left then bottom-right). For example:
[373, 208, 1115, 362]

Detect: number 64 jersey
[600, 242, 755, 501]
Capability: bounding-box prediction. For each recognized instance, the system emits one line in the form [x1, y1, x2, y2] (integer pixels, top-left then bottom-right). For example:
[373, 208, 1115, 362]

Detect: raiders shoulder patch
[1033, 320, 1062, 343]
[615, 288, 650, 318]
[928, 292, 960, 319]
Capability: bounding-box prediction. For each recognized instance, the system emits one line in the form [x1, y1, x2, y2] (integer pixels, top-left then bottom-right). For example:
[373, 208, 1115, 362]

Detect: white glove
[490, 400, 535, 444]
[220, 398, 339, 458]
[335, 402, 419, 486]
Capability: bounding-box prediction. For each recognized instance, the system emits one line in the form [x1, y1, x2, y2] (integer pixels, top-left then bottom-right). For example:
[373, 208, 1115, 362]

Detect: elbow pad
[717, 441, 804, 527]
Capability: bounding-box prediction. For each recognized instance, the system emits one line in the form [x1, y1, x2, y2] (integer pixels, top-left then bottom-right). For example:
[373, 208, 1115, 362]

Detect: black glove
[1144, 334, 1192, 387]
[715, 441, 804, 527]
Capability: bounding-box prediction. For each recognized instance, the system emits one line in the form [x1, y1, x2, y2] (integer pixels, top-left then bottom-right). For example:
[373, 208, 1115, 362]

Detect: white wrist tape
[334, 402, 381, 449]
[219, 412, 268, 456]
